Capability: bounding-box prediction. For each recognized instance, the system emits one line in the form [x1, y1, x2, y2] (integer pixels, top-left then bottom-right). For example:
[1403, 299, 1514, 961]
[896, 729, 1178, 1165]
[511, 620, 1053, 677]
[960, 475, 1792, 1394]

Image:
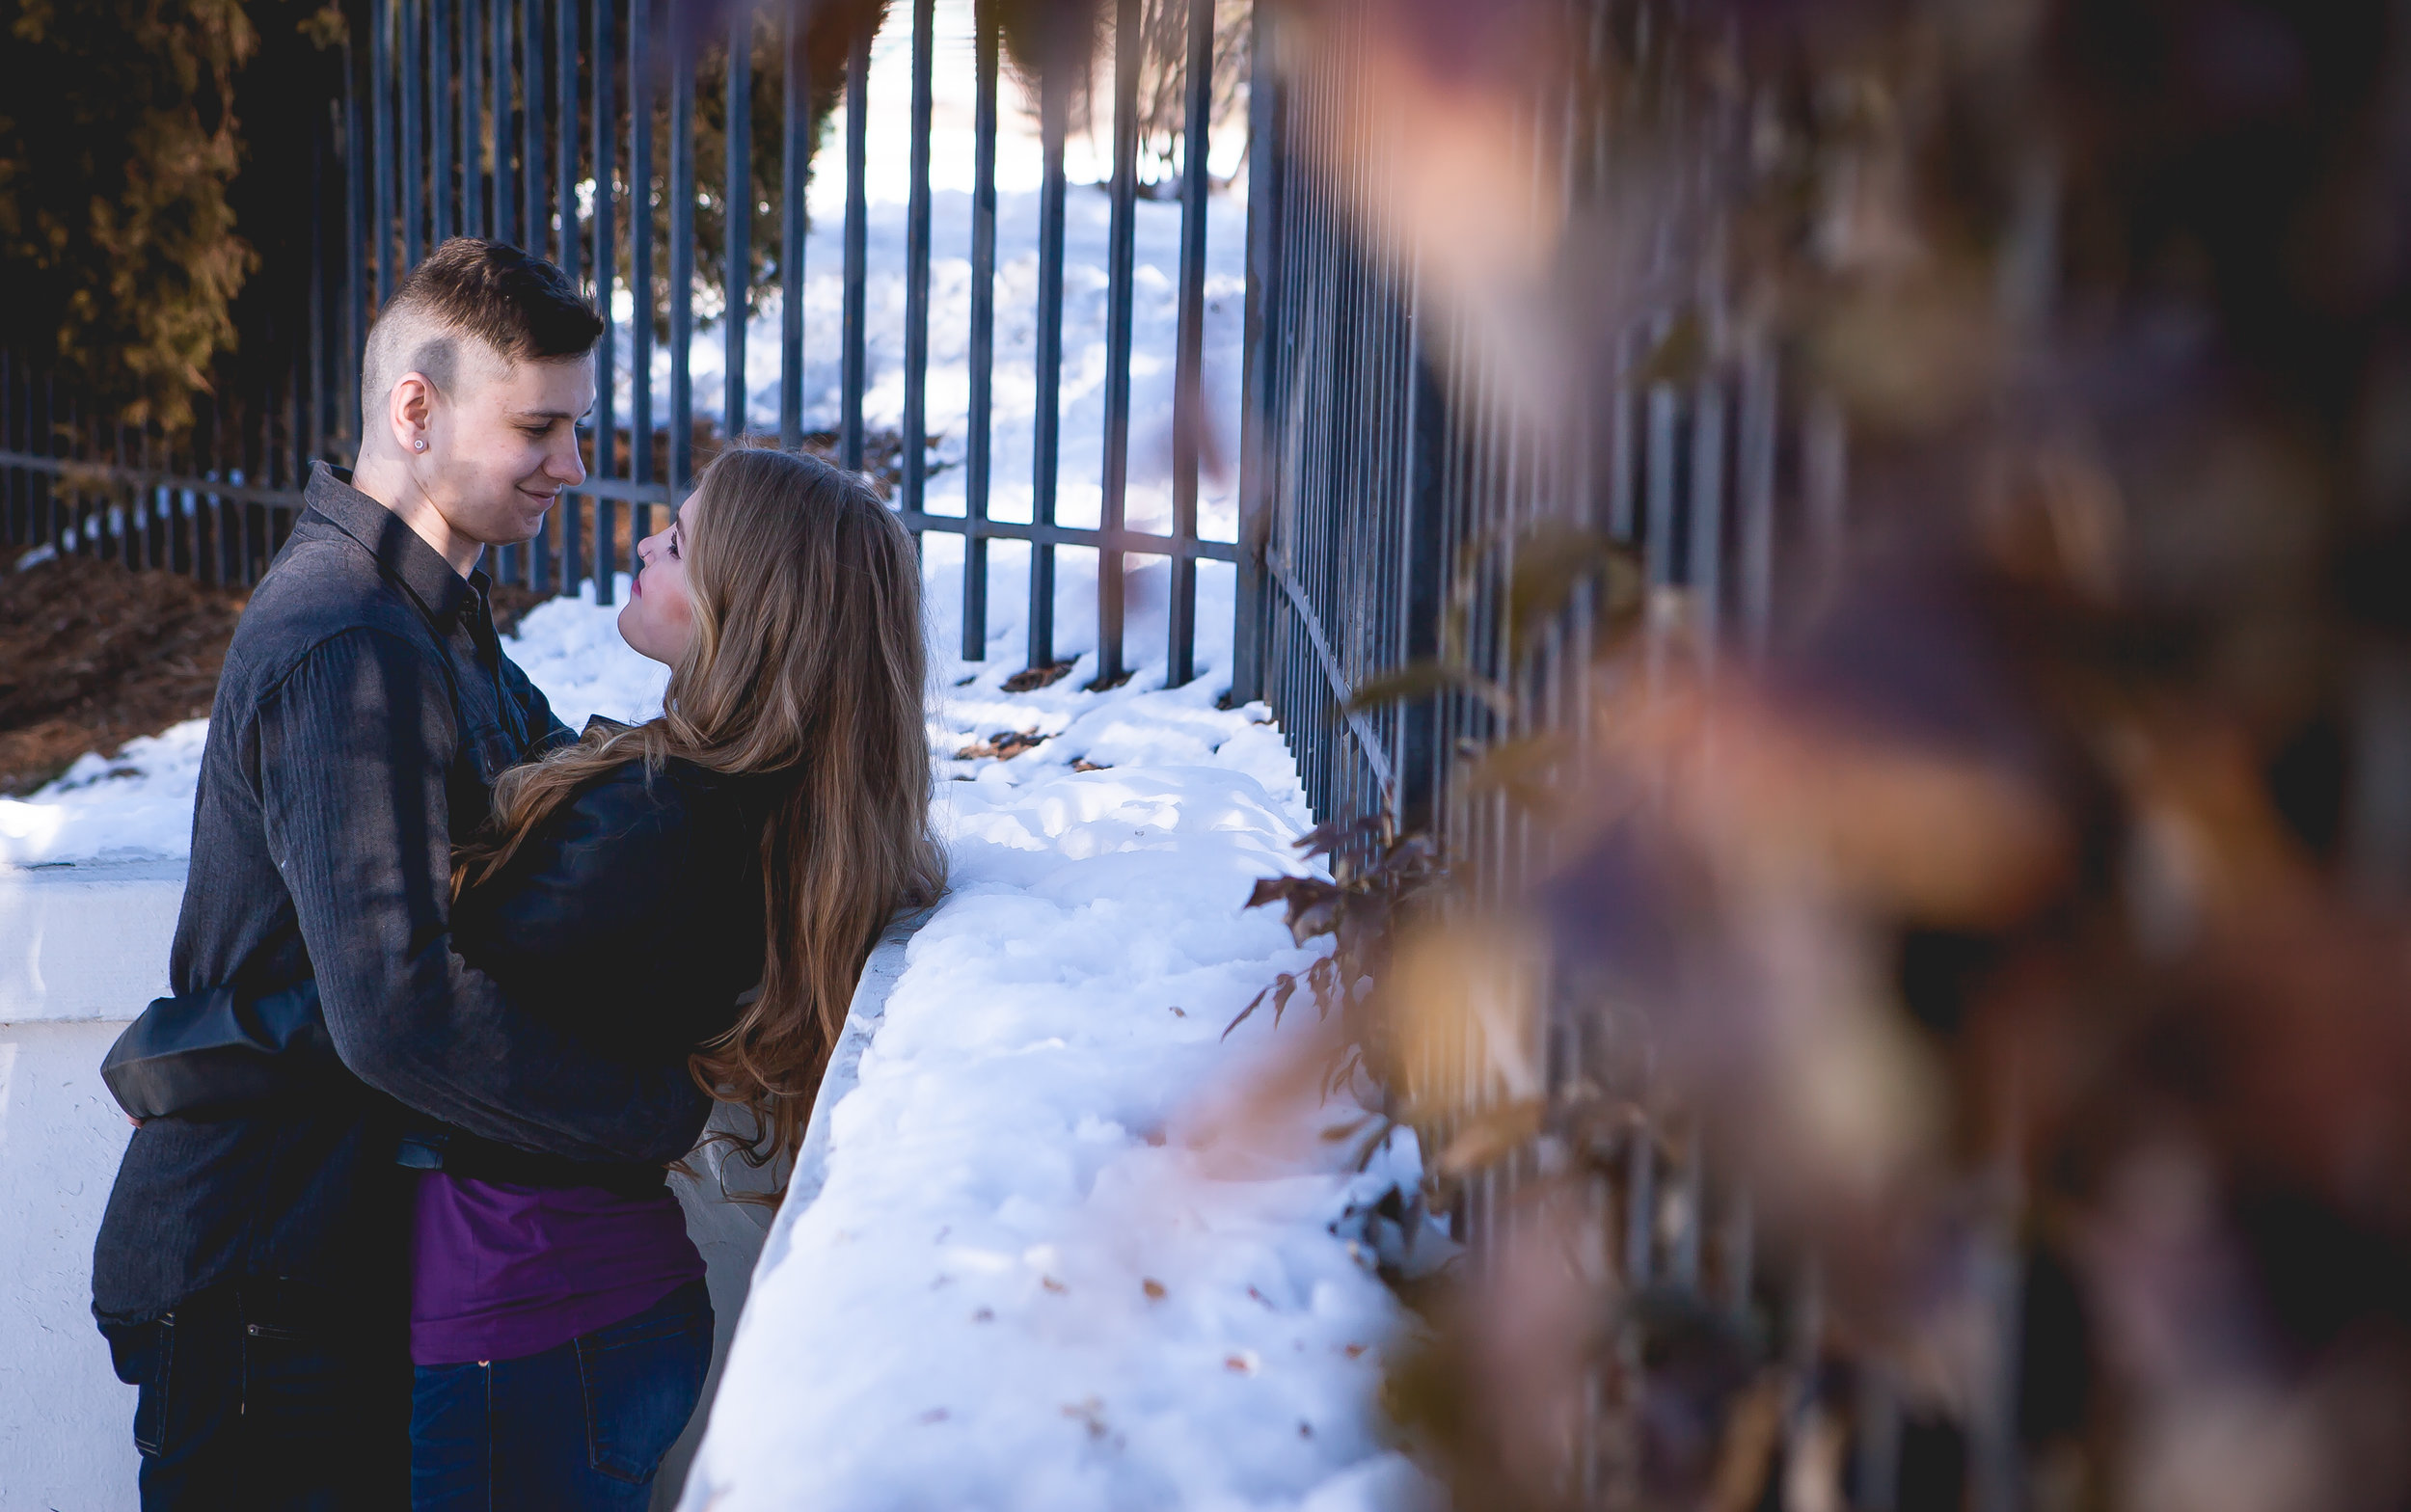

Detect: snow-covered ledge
[673, 765, 1434, 1512]
[0, 858, 186, 1024]
[0, 858, 182, 1510]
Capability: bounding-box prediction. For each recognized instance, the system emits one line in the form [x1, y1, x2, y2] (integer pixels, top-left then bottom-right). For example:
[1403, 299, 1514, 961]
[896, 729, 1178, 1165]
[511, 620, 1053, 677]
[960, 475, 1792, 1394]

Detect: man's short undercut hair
[361, 238, 602, 421]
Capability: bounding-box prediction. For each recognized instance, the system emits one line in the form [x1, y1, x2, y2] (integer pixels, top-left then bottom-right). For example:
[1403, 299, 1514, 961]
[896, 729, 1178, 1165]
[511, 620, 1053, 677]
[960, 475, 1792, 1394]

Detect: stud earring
[414, 439, 426, 452]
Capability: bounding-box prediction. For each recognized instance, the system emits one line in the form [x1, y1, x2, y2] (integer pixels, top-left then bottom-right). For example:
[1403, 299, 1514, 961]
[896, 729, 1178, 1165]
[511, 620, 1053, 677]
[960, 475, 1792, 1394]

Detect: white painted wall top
[0, 860, 183, 1025]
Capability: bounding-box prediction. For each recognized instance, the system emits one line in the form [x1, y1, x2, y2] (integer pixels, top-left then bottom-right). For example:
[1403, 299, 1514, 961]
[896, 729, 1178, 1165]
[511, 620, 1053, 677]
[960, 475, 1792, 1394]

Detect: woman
[405, 445, 943, 1509]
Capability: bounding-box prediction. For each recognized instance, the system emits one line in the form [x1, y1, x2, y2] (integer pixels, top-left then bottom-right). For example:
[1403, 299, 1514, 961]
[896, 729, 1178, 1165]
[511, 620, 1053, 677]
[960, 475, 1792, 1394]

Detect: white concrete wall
[0, 860, 176, 1512]
[0, 861, 787, 1511]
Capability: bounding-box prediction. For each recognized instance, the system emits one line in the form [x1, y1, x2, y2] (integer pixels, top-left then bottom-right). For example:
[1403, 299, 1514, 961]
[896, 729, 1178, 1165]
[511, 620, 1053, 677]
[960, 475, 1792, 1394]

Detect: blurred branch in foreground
[1235, 0, 2411, 1506]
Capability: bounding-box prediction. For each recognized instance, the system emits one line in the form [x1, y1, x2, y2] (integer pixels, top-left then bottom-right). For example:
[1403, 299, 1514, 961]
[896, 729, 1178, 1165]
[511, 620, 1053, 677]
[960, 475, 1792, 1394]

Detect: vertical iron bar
[557, 0, 582, 595]
[1167, 0, 1213, 687]
[495, 0, 516, 245]
[1231, 1, 1281, 704]
[401, 0, 423, 269]
[1739, 334, 1776, 654]
[1720, 1189, 1754, 1317]
[669, 9, 694, 503]
[1096, 0, 1142, 688]
[310, 130, 328, 469]
[557, 0, 580, 285]
[1, 354, 13, 550]
[1029, 19, 1069, 671]
[432, 0, 452, 244]
[524, 0, 546, 599]
[1688, 373, 1725, 662]
[462, 0, 485, 240]
[962, 0, 998, 661]
[591, 0, 617, 603]
[724, 6, 751, 446]
[631, 0, 656, 543]
[1671, 1123, 1704, 1285]
[777, 1, 807, 451]
[901, 0, 935, 522]
[372, 0, 397, 302]
[1624, 1117, 1655, 1286]
[839, 19, 869, 472]
[345, 38, 367, 453]
[524, 0, 545, 256]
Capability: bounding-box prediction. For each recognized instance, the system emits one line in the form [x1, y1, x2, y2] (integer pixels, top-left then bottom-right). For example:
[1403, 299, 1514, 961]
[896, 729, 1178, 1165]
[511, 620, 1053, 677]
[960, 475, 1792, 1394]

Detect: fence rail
[4, 0, 1241, 690]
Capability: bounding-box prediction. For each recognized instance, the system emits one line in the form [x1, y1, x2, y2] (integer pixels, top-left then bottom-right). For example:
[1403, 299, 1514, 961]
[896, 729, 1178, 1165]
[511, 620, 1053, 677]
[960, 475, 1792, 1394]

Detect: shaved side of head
[361, 238, 602, 421]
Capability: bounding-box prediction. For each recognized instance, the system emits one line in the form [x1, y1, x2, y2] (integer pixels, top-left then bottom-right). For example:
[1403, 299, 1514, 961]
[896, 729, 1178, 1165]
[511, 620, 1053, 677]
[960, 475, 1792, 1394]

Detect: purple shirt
[409, 1172, 706, 1365]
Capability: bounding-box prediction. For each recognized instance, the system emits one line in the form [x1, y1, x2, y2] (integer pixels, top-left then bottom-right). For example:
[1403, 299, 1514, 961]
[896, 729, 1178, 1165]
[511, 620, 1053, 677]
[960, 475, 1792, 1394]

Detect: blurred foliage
[0, 0, 342, 437]
[1248, 0, 2411, 1507]
[0, 1, 256, 431]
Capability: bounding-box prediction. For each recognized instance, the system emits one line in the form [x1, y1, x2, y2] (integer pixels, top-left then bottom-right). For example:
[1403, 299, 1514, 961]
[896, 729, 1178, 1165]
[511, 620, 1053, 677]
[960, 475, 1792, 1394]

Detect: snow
[0, 721, 209, 866]
[682, 735, 1431, 1512]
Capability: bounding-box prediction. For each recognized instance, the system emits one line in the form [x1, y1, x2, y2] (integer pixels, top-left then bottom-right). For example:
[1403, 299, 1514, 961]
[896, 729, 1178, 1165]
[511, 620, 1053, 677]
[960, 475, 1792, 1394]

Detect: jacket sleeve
[255, 626, 708, 1164]
[453, 767, 706, 1038]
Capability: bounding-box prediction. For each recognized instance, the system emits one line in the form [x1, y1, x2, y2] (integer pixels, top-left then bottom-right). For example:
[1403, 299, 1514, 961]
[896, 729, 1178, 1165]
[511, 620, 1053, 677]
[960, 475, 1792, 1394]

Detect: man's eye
[522, 425, 550, 438]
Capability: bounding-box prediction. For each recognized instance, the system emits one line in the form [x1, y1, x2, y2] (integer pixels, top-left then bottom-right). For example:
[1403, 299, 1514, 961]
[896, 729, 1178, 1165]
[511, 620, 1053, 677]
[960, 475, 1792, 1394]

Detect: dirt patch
[0, 556, 248, 796]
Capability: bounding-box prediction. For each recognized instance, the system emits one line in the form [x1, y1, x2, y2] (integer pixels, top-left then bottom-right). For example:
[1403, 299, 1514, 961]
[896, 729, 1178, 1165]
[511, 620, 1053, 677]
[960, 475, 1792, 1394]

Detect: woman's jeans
[408, 1280, 713, 1511]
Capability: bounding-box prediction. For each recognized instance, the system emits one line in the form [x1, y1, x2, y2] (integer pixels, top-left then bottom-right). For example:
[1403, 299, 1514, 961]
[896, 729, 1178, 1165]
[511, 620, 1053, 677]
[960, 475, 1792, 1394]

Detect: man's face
[421, 352, 593, 548]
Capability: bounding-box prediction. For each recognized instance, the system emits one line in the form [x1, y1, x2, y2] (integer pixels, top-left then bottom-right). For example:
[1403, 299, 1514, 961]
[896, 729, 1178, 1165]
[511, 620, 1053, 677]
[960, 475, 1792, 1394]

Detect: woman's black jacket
[104, 754, 772, 1196]
[404, 755, 772, 1192]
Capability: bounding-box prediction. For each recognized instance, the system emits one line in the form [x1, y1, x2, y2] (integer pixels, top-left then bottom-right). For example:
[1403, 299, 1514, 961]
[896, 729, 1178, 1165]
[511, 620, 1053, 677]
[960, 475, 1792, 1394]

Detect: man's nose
[548, 431, 588, 487]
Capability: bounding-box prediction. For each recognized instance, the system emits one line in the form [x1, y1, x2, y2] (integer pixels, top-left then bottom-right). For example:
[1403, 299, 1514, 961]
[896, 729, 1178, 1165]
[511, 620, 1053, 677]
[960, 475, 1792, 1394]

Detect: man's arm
[257, 626, 707, 1164]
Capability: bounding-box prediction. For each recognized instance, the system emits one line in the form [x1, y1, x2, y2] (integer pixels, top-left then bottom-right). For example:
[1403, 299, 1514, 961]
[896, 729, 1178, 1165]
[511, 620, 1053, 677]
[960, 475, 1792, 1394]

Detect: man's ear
[390, 372, 440, 456]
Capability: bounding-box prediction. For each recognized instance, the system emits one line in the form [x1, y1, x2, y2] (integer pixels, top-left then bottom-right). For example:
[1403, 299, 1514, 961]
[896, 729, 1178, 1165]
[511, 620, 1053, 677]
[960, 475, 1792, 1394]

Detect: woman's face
[618, 503, 698, 664]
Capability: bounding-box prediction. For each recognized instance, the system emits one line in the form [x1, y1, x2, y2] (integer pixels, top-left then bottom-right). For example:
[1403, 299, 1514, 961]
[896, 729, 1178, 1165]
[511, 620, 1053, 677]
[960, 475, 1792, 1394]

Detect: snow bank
[681, 746, 1429, 1512]
[0, 722, 209, 866]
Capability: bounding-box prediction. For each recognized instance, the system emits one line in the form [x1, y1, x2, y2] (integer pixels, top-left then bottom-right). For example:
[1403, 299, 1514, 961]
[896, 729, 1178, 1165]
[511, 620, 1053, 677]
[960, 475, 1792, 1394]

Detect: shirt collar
[303, 462, 476, 634]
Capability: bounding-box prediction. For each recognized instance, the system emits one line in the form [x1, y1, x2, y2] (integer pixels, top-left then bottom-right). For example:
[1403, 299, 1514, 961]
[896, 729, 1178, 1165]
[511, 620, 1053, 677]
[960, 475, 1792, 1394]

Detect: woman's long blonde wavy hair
[456, 446, 944, 1183]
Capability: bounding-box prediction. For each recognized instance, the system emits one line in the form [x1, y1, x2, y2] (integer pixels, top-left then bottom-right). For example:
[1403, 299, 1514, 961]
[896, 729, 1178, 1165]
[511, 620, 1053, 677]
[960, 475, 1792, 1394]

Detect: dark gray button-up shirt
[93, 464, 708, 1323]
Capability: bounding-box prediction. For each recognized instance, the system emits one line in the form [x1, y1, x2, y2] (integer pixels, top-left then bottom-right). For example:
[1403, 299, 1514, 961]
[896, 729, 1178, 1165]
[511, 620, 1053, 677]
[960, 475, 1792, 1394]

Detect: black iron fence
[3, 0, 1239, 688]
[1232, 2, 2008, 1508]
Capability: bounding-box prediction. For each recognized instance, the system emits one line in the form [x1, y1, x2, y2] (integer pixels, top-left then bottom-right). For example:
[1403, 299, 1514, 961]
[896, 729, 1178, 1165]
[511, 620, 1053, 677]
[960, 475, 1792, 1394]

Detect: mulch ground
[0, 555, 248, 796]
[0, 558, 564, 797]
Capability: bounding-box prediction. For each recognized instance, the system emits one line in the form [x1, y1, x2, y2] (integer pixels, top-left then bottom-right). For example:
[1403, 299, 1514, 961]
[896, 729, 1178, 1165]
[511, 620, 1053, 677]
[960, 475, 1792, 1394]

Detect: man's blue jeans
[100, 1279, 410, 1510]
[408, 1280, 713, 1511]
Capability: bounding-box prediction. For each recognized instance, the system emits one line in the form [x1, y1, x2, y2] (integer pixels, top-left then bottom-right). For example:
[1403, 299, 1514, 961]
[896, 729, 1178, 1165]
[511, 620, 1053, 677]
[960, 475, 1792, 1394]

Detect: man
[93, 239, 702, 1508]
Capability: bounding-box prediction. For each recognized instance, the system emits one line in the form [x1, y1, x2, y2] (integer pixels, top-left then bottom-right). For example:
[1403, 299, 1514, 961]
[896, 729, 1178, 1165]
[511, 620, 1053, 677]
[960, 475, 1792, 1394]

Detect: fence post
[902, 0, 935, 530]
[1167, 0, 1214, 688]
[778, 1, 806, 453]
[668, 5, 694, 505]
[630, 0, 655, 542]
[1096, 0, 1143, 689]
[372, 0, 396, 303]
[724, 6, 750, 448]
[590, 0, 618, 604]
[1028, 13, 1070, 673]
[1232, 0, 1285, 706]
[962, 0, 998, 661]
[839, 19, 869, 472]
